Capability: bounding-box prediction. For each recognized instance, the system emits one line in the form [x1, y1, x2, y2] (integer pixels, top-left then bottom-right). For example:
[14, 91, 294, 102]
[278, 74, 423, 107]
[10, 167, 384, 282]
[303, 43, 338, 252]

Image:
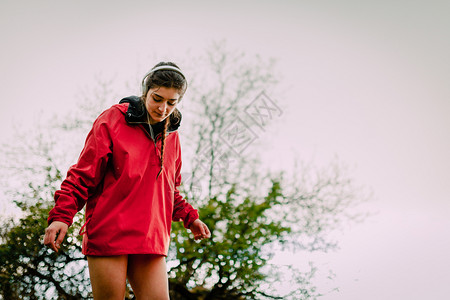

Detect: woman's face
[144, 87, 180, 125]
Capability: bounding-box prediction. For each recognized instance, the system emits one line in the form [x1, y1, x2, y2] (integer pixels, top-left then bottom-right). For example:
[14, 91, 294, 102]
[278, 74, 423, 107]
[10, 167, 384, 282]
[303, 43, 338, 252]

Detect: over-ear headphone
[141, 65, 186, 95]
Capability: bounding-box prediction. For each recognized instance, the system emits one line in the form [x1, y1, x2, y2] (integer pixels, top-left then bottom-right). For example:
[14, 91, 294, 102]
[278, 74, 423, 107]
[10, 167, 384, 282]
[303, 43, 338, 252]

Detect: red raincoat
[48, 99, 199, 256]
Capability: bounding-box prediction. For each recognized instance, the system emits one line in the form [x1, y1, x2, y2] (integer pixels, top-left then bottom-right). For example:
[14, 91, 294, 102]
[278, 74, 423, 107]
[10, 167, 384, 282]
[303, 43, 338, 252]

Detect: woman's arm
[172, 154, 200, 228]
[44, 109, 114, 251]
[171, 133, 210, 240]
[48, 113, 113, 226]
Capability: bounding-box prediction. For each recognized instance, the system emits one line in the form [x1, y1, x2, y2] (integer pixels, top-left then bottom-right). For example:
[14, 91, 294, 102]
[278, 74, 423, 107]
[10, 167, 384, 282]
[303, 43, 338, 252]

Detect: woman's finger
[44, 227, 58, 252]
[204, 224, 211, 238]
[199, 223, 206, 237]
[55, 226, 67, 249]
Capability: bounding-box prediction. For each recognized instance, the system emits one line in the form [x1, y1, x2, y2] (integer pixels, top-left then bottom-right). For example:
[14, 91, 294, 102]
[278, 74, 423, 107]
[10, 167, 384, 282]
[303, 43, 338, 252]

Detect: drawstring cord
[79, 218, 90, 236]
[156, 167, 163, 179]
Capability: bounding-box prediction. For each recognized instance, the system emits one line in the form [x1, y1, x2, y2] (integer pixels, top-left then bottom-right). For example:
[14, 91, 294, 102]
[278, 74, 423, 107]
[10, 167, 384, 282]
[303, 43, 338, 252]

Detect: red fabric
[48, 103, 199, 256]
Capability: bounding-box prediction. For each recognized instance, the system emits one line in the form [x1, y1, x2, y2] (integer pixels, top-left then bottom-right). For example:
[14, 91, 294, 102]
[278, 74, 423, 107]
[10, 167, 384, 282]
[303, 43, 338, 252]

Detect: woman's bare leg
[127, 254, 169, 300]
[87, 255, 128, 300]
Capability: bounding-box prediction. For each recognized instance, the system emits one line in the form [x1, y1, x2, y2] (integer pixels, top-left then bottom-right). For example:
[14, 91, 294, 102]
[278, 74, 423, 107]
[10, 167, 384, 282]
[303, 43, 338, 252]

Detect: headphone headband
[148, 65, 185, 78]
[141, 65, 186, 94]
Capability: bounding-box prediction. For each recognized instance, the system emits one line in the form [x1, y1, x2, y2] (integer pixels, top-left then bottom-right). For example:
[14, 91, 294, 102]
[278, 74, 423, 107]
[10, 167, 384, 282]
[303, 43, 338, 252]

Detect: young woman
[43, 62, 211, 299]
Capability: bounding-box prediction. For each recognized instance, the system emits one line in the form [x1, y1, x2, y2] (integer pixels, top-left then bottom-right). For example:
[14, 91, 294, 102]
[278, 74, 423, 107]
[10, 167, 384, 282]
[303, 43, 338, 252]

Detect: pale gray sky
[1, 0, 449, 299]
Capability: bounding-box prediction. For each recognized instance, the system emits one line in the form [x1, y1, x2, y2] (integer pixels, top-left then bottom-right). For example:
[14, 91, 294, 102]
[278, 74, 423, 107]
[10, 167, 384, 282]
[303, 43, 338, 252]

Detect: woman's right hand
[43, 221, 69, 252]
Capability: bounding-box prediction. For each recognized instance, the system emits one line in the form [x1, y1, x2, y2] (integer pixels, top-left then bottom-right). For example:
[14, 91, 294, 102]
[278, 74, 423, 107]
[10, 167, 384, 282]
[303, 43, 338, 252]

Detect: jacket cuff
[183, 209, 199, 229]
[47, 214, 73, 227]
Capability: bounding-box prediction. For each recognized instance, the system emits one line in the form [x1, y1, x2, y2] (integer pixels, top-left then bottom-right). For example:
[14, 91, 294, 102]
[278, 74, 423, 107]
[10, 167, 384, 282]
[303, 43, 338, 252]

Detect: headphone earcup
[141, 71, 153, 95]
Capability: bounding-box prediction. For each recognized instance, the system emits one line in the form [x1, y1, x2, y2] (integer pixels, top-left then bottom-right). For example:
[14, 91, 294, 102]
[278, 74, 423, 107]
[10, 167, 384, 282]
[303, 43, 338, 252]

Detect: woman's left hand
[189, 219, 211, 240]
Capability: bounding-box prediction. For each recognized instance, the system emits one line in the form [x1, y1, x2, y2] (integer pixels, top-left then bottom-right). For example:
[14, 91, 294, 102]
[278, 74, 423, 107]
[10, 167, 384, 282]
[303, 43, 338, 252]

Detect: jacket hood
[119, 96, 182, 132]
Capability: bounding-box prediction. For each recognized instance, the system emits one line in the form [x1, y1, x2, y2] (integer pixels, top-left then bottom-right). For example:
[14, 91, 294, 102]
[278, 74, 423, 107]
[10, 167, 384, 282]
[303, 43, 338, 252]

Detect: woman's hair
[141, 61, 187, 98]
[141, 62, 187, 179]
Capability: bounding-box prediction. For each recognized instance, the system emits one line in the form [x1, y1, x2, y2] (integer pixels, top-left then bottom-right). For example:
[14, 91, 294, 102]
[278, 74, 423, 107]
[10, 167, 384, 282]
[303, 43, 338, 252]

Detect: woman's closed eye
[153, 97, 176, 106]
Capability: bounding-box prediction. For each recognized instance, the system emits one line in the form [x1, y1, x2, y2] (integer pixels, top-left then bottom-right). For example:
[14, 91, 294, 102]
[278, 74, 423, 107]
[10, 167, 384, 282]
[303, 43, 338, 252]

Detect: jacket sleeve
[47, 110, 114, 226]
[172, 134, 199, 229]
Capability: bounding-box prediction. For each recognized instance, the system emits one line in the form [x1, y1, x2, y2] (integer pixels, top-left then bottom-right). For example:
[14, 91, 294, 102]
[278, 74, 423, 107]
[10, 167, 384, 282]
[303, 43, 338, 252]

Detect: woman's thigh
[87, 255, 128, 300]
[127, 254, 169, 300]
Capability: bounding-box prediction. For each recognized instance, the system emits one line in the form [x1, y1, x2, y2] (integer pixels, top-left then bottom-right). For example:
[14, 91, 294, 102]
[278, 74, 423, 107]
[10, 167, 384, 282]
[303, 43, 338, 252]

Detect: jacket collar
[119, 96, 181, 133]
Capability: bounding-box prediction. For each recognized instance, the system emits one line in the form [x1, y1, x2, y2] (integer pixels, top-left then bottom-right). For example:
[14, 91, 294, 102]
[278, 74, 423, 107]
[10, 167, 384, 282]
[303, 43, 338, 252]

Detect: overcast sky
[1, 0, 449, 299]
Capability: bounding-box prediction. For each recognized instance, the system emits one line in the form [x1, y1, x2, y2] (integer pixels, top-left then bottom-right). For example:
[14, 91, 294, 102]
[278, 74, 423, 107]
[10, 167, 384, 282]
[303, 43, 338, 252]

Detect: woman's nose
[158, 102, 166, 112]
